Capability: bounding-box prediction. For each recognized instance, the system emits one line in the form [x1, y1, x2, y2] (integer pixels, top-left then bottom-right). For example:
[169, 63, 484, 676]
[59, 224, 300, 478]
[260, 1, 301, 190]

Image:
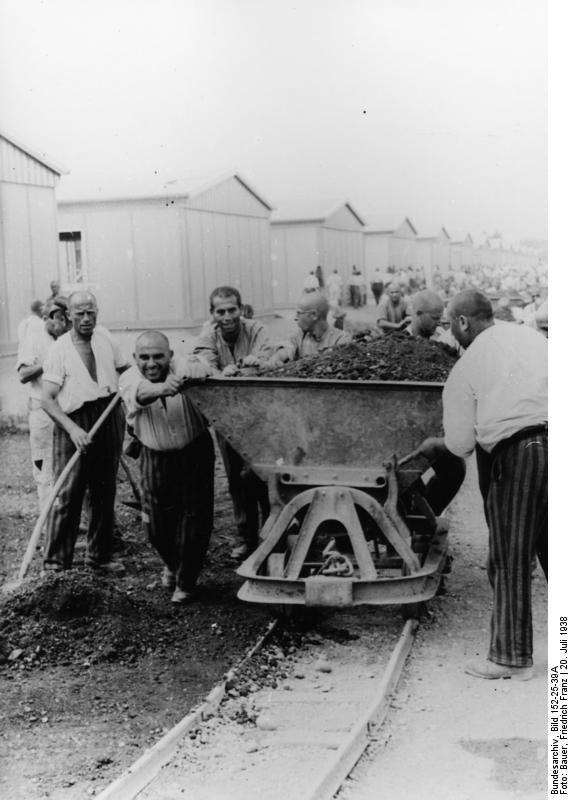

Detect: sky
[0, 0, 548, 242]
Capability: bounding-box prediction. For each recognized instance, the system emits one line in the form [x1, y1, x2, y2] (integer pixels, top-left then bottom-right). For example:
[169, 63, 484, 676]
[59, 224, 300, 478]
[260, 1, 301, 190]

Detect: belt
[492, 424, 547, 459]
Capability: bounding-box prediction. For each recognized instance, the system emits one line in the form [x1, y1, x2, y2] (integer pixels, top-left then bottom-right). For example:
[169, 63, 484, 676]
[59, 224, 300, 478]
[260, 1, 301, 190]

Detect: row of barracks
[0, 131, 545, 354]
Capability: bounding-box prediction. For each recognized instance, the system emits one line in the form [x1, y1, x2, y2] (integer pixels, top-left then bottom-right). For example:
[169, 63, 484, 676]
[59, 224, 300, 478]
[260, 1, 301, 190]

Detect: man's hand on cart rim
[398, 436, 450, 467]
[178, 361, 211, 383]
[241, 355, 260, 368]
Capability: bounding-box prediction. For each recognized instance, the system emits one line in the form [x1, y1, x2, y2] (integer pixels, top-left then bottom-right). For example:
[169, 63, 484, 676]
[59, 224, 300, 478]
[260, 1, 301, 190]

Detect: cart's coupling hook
[318, 538, 354, 577]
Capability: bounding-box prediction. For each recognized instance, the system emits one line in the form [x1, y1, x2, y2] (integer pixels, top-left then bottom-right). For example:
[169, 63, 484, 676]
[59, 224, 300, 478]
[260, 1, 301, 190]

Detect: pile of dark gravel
[261, 331, 459, 382]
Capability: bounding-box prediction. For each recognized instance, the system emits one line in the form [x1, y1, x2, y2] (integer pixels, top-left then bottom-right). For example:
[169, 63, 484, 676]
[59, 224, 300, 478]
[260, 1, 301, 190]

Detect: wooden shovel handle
[17, 392, 123, 581]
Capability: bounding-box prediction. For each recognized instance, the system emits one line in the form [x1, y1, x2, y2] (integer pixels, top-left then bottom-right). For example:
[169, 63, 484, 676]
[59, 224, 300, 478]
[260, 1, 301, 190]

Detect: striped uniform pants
[43, 396, 125, 569]
[478, 428, 548, 667]
[216, 432, 269, 549]
[140, 431, 215, 592]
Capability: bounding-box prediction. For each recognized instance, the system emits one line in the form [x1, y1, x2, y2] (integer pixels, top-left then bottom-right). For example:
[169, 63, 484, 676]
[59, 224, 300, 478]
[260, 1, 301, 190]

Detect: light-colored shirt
[16, 324, 54, 401]
[17, 314, 45, 346]
[192, 319, 274, 371]
[377, 295, 411, 324]
[120, 358, 206, 452]
[43, 326, 129, 414]
[280, 324, 351, 361]
[303, 274, 320, 291]
[326, 273, 342, 289]
[442, 323, 547, 457]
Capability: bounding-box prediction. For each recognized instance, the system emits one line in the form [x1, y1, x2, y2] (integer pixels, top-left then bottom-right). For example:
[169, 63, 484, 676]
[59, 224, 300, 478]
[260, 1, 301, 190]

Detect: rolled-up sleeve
[119, 366, 144, 422]
[442, 365, 477, 458]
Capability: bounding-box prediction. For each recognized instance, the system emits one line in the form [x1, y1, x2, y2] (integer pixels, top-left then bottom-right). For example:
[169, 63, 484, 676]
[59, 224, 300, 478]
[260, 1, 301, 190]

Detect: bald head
[68, 290, 98, 312]
[409, 290, 444, 339]
[136, 329, 171, 352]
[30, 299, 44, 317]
[68, 291, 98, 340]
[447, 289, 494, 349]
[448, 290, 493, 322]
[134, 329, 173, 382]
[298, 292, 329, 318]
[412, 290, 444, 316]
[295, 292, 330, 334]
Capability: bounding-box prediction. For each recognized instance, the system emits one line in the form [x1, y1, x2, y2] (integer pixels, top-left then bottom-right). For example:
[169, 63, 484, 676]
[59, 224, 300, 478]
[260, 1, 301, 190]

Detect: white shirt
[443, 323, 547, 457]
[120, 358, 206, 451]
[43, 326, 129, 414]
[16, 325, 54, 401]
[303, 274, 320, 290]
[326, 272, 342, 289]
[17, 314, 45, 346]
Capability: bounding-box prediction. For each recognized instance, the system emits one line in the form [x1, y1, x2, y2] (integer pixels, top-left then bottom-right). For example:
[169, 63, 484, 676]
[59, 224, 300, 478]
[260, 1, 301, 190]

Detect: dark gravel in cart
[261, 331, 459, 381]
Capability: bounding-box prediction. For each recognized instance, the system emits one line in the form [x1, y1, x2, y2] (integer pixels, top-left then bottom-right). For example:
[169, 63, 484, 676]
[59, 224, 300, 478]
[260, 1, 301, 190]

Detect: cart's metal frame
[188, 376, 450, 608]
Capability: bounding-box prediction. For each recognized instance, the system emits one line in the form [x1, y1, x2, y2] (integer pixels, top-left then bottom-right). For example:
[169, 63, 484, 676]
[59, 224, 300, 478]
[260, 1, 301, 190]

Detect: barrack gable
[0, 132, 64, 188]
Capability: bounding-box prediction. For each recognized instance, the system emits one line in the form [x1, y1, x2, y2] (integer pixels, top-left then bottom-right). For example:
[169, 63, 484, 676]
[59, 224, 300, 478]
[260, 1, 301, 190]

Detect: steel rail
[301, 618, 419, 800]
[94, 617, 279, 800]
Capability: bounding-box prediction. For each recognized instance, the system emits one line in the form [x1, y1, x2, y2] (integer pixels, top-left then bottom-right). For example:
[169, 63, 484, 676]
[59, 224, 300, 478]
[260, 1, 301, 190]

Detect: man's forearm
[136, 380, 170, 405]
[41, 396, 79, 437]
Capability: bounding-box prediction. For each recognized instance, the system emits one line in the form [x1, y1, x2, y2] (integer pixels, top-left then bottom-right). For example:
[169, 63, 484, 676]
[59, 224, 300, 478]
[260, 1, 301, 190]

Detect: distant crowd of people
[301, 259, 548, 337]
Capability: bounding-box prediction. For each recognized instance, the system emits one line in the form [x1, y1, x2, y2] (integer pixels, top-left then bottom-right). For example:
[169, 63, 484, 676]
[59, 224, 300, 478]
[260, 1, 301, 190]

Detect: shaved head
[297, 292, 329, 319]
[412, 290, 444, 316]
[134, 329, 173, 382]
[448, 290, 493, 322]
[448, 289, 494, 349]
[135, 329, 171, 352]
[409, 290, 444, 338]
[68, 290, 97, 311]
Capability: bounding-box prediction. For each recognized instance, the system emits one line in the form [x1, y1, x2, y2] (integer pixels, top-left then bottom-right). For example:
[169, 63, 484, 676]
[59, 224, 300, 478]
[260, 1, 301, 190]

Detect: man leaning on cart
[408, 289, 547, 680]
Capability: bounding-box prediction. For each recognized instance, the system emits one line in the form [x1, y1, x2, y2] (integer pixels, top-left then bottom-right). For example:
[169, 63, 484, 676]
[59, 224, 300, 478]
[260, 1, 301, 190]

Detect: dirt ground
[0, 430, 277, 799]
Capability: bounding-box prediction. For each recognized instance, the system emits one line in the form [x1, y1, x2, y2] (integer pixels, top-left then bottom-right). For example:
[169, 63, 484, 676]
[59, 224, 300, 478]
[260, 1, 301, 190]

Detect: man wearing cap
[41, 291, 130, 575]
[409, 289, 547, 680]
[16, 297, 69, 511]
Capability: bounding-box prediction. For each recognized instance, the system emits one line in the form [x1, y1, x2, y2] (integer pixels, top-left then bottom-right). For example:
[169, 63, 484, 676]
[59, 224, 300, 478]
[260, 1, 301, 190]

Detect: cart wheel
[402, 601, 427, 620]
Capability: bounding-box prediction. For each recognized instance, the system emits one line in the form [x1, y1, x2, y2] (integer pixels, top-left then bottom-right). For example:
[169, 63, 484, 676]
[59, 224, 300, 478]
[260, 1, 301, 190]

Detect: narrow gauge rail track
[96, 612, 418, 800]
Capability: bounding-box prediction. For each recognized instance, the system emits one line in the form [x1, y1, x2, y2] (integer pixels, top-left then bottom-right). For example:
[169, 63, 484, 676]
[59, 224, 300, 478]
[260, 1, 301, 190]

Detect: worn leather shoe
[465, 659, 533, 681]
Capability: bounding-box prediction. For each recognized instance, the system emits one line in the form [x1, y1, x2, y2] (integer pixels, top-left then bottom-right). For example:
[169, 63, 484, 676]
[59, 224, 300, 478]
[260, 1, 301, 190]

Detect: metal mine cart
[188, 377, 451, 610]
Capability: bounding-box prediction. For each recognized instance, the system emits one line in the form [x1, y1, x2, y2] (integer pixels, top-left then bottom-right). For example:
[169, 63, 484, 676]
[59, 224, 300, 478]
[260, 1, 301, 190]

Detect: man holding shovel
[41, 291, 130, 575]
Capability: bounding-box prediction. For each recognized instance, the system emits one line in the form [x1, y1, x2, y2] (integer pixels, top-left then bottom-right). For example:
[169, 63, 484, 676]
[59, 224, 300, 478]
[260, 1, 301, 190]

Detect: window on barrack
[59, 231, 85, 285]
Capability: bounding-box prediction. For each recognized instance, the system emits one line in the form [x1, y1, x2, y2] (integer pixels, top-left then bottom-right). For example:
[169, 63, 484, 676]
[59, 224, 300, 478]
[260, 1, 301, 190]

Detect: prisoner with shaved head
[120, 330, 213, 603]
[272, 291, 351, 363]
[191, 285, 273, 560]
[41, 290, 130, 575]
[376, 282, 412, 333]
[408, 290, 444, 339]
[409, 289, 547, 680]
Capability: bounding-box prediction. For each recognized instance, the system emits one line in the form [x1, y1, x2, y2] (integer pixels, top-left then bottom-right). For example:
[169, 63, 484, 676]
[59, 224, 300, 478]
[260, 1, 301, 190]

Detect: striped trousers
[216, 432, 269, 550]
[140, 431, 215, 592]
[43, 396, 125, 569]
[477, 428, 548, 667]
